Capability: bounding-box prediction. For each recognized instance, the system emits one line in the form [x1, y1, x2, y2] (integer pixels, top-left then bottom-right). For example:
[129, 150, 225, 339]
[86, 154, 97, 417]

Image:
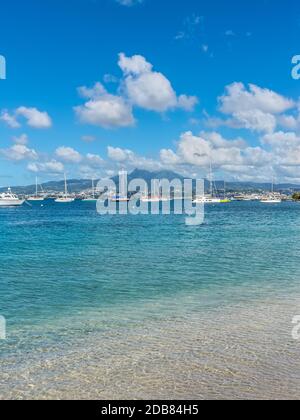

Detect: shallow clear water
[0, 200, 299, 399]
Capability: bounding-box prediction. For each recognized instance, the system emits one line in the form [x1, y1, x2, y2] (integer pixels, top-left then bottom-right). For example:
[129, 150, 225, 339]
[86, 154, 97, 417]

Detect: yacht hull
[193, 198, 221, 204]
[261, 200, 282, 204]
[55, 198, 75, 203]
[0, 199, 25, 207]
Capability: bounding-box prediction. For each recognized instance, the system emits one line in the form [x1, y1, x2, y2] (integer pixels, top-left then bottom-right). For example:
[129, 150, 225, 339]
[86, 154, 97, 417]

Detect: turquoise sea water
[0, 200, 300, 399]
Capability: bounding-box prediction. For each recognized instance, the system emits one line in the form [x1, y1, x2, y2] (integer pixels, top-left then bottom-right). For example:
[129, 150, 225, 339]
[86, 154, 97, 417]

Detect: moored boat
[82, 179, 98, 202]
[193, 163, 222, 204]
[55, 174, 75, 203]
[28, 177, 45, 202]
[0, 188, 25, 207]
[261, 197, 282, 204]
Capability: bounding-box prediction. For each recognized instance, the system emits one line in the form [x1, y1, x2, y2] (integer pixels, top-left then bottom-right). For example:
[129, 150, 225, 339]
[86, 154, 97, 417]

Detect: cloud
[118, 53, 152, 75]
[75, 54, 198, 129]
[261, 131, 300, 167]
[1, 144, 38, 162]
[12, 134, 29, 145]
[53, 147, 104, 178]
[81, 135, 96, 143]
[160, 148, 181, 166]
[55, 146, 83, 163]
[86, 153, 104, 167]
[277, 114, 298, 130]
[233, 109, 277, 133]
[107, 146, 162, 171]
[178, 95, 199, 111]
[16, 107, 52, 129]
[158, 127, 300, 181]
[74, 82, 135, 129]
[103, 74, 118, 84]
[28, 160, 64, 174]
[208, 83, 296, 133]
[225, 30, 236, 37]
[77, 82, 106, 99]
[107, 146, 134, 162]
[160, 131, 271, 174]
[262, 131, 300, 148]
[175, 14, 203, 41]
[119, 53, 198, 112]
[116, 0, 143, 6]
[219, 83, 294, 115]
[123, 71, 178, 112]
[0, 108, 52, 129]
[200, 131, 247, 149]
[0, 110, 21, 128]
[75, 153, 104, 178]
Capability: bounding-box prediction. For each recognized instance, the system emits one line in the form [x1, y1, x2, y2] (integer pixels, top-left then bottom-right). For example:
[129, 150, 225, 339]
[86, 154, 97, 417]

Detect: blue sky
[1, 0, 300, 185]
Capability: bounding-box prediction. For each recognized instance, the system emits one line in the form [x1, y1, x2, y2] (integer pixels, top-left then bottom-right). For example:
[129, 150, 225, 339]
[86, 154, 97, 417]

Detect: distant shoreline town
[1, 169, 300, 203]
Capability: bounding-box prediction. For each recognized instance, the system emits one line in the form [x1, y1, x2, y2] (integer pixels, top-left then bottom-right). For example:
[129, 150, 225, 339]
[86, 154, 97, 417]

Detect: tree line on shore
[292, 192, 300, 200]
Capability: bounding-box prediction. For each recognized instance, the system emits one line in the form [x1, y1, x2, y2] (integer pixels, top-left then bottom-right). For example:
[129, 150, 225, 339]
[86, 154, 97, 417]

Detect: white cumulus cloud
[1, 144, 38, 162]
[16, 107, 52, 129]
[55, 146, 83, 163]
[116, 0, 143, 6]
[216, 83, 295, 133]
[0, 110, 20, 128]
[119, 53, 198, 113]
[75, 82, 135, 129]
[28, 160, 65, 174]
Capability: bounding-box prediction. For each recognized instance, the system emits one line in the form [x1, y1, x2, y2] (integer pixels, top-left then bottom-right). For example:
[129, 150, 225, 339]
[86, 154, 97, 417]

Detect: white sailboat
[109, 194, 129, 202]
[141, 196, 161, 203]
[55, 174, 75, 203]
[82, 179, 98, 202]
[141, 193, 170, 203]
[261, 197, 282, 204]
[28, 177, 45, 202]
[220, 180, 231, 203]
[0, 188, 25, 207]
[193, 163, 221, 204]
[261, 178, 282, 204]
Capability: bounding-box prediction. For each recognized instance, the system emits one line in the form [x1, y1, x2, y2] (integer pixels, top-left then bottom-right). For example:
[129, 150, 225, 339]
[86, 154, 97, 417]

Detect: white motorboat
[0, 188, 25, 207]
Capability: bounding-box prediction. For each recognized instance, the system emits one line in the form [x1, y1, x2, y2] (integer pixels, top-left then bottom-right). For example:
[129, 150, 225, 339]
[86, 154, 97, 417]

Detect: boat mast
[210, 162, 213, 197]
[92, 179, 95, 199]
[64, 173, 68, 198]
[36, 177, 38, 198]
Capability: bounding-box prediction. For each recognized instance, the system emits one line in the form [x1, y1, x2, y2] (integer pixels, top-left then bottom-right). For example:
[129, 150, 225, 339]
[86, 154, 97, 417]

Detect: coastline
[1, 290, 299, 400]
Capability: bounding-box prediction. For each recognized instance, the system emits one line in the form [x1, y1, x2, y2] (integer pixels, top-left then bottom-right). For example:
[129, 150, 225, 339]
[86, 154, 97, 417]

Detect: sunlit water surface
[0, 200, 299, 399]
